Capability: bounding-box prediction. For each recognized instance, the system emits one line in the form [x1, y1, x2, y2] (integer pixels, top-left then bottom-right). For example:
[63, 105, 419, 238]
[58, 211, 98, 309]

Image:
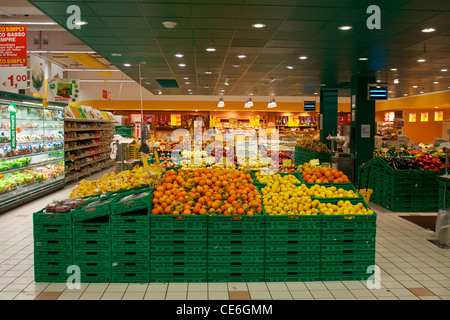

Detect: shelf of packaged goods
[0, 175, 65, 203]
[65, 149, 111, 162]
[64, 160, 115, 183]
[0, 158, 64, 175]
[65, 118, 117, 123]
[65, 156, 111, 172]
[65, 135, 102, 142]
[64, 127, 114, 132]
[0, 150, 64, 161]
[65, 142, 105, 152]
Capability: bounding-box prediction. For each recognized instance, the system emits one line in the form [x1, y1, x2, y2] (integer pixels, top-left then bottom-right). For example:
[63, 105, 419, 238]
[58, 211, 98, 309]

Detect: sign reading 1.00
[0, 25, 27, 90]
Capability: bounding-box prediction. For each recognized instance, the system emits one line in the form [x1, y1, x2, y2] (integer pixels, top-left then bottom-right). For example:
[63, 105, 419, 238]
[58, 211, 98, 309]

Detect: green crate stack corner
[319, 199, 377, 281]
[33, 209, 73, 283]
[150, 214, 208, 283]
[294, 146, 331, 166]
[207, 214, 265, 282]
[110, 188, 152, 283]
[73, 215, 111, 283]
[438, 178, 450, 210]
[421, 169, 442, 212]
[264, 212, 322, 282]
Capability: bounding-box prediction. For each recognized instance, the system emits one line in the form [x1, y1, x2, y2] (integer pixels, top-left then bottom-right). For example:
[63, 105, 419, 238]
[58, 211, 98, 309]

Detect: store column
[319, 89, 338, 150]
[350, 71, 376, 182]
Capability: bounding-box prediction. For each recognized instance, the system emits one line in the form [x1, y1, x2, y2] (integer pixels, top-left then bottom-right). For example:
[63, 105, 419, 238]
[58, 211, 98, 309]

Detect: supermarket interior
[0, 0, 449, 303]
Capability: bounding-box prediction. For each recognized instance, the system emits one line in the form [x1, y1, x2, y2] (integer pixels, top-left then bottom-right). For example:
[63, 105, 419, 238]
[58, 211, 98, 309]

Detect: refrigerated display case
[0, 91, 65, 214]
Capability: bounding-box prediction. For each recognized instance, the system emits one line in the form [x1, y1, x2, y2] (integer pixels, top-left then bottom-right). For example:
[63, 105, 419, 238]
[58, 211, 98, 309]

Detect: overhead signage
[304, 101, 316, 111]
[0, 26, 27, 67]
[368, 83, 388, 100]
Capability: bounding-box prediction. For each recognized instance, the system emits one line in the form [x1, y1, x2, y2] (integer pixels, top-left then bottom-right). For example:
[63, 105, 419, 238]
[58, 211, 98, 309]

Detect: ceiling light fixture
[286, 66, 294, 70]
[237, 55, 246, 59]
[205, 67, 212, 74]
[390, 68, 398, 71]
[162, 21, 177, 29]
[252, 23, 266, 29]
[359, 57, 368, 61]
[123, 63, 131, 67]
[175, 53, 184, 58]
[178, 63, 186, 67]
[217, 94, 225, 108]
[232, 65, 241, 68]
[74, 20, 88, 26]
[267, 96, 277, 109]
[183, 77, 189, 80]
[111, 53, 122, 57]
[421, 27, 436, 33]
[206, 42, 216, 52]
[299, 56, 308, 60]
[417, 59, 426, 63]
[158, 90, 162, 95]
[185, 82, 190, 84]
[434, 81, 439, 84]
[339, 26, 352, 31]
[441, 69, 448, 72]
[189, 92, 193, 95]
[404, 94, 408, 96]
[413, 85, 418, 88]
[394, 79, 399, 84]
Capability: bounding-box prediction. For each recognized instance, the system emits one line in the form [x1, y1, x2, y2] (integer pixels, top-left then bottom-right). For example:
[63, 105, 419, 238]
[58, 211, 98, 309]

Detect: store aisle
[0, 172, 449, 300]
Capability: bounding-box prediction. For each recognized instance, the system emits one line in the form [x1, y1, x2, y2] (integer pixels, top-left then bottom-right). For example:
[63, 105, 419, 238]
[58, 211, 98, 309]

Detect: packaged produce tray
[71, 195, 117, 222]
[111, 188, 152, 215]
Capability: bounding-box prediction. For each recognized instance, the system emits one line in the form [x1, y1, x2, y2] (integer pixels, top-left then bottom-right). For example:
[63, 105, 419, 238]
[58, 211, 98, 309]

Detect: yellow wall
[79, 99, 351, 113]
[376, 91, 450, 111]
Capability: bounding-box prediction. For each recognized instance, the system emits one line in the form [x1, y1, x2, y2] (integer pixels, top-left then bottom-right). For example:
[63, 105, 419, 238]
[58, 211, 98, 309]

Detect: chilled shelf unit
[0, 91, 66, 214]
[64, 118, 116, 183]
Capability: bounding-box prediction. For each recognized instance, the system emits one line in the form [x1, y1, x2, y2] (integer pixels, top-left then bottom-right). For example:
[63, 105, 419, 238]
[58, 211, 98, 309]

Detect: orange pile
[301, 167, 349, 184]
[151, 168, 262, 216]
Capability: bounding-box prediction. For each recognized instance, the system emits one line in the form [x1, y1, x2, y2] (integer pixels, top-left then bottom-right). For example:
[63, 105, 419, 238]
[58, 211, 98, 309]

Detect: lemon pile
[308, 184, 360, 198]
[260, 182, 320, 215]
[255, 172, 301, 184]
[70, 165, 163, 198]
[318, 200, 374, 215]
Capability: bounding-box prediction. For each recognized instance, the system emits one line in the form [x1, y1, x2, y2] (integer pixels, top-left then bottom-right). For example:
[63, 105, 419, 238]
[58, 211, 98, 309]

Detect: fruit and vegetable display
[301, 168, 350, 183]
[318, 200, 374, 215]
[296, 161, 324, 173]
[296, 138, 331, 153]
[45, 198, 86, 213]
[151, 168, 262, 216]
[69, 164, 163, 198]
[307, 184, 360, 198]
[254, 171, 301, 184]
[0, 157, 31, 171]
[413, 155, 448, 171]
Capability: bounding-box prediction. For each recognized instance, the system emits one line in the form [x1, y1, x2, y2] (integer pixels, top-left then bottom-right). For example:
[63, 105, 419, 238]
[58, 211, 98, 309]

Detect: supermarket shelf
[65, 156, 111, 172]
[65, 142, 105, 152]
[65, 135, 102, 142]
[65, 161, 115, 183]
[66, 149, 111, 162]
[0, 158, 64, 175]
[0, 150, 64, 161]
[65, 128, 114, 132]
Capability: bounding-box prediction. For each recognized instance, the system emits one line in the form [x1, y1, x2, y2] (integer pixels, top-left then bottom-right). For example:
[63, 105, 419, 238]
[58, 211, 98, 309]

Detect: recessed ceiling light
[205, 71, 212, 74]
[298, 56, 308, 60]
[206, 42, 216, 52]
[232, 65, 240, 68]
[286, 66, 294, 69]
[162, 21, 177, 29]
[252, 23, 266, 29]
[145, 82, 150, 85]
[435, 106, 438, 109]
[413, 85, 418, 88]
[420, 91, 424, 94]
[111, 53, 122, 57]
[185, 82, 190, 84]
[237, 55, 246, 59]
[388, 91, 393, 93]
[189, 92, 193, 95]
[404, 94, 408, 96]
[123, 63, 131, 67]
[421, 28, 436, 33]
[394, 79, 399, 84]
[183, 77, 189, 80]
[221, 90, 225, 92]
[441, 69, 448, 72]
[74, 20, 88, 26]
[187, 89, 192, 91]
[434, 81, 439, 84]
[158, 90, 162, 95]
[175, 53, 184, 58]
[417, 59, 426, 63]
[339, 26, 352, 31]
[178, 63, 186, 67]
[359, 57, 368, 61]
[390, 68, 398, 71]
[224, 82, 229, 86]
[314, 92, 318, 95]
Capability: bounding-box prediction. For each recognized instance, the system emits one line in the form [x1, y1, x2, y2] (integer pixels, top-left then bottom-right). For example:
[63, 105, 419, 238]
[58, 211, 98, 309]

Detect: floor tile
[78, 292, 103, 300]
[105, 283, 129, 293]
[147, 283, 168, 292]
[285, 282, 308, 291]
[428, 287, 450, 296]
[187, 291, 208, 300]
[419, 296, 442, 300]
[143, 292, 166, 300]
[350, 289, 377, 298]
[250, 291, 272, 300]
[269, 290, 293, 300]
[122, 292, 145, 300]
[229, 291, 250, 300]
[208, 283, 228, 292]
[290, 290, 314, 299]
[330, 290, 355, 299]
[35, 291, 62, 300]
[85, 283, 109, 293]
[208, 291, 229, 300]
[408, 287, 437, 296]
[247, 282, 269, 291]
[0, 292, 19, 300]
[188, 283, 208, 292]
[166, 291, 187, 300]
[126, 283, 148, 292]
[101, 292, 124, 300]
[57, 292, 82, 300]
[310, 290, 334, 299]
[305, 282, 327, 291]
[342, 281, 368, 290]
[168, 283, 188, 292]
[43, 283, 68, 292]
[324, 282, 348, 291]
[2, 283, 29, 292]
[227, 283, 248, 291]
[13, 292, 40, 300]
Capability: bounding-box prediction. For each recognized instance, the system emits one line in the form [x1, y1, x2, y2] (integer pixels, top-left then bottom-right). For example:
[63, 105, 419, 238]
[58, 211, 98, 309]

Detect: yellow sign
[249, 115, 260, 127]
[310, 159, 320, 166]
[409, 113, 416, 122]
[171, 114, 181, 126]
[288, 116, 299, 127]
[421, 112, 428, 122]
[282, 159, 292, 167]
[42, 100, 48, 109]
[434, 111, 443, 122]
[229, 119, 238, 125]
[210, 115, 220, 127]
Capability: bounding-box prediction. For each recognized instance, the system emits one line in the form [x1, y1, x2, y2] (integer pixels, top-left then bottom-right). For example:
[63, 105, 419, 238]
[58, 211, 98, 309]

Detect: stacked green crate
[73, 215, 111, 283]
[319, 199, 377, 281]
[438, 177, 450, 209]
[294, 146, 331, 166]
[421, 170, 442, 212]
[110, 188, 152, 283]
[264, 214, 322, 282]
[33, 209, 73, 283]
[208, 215, 265, 282]
[150, 215, 208, 282]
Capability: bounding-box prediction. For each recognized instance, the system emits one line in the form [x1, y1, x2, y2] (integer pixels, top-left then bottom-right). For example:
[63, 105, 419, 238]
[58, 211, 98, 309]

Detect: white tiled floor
[0, 168, 449, 300]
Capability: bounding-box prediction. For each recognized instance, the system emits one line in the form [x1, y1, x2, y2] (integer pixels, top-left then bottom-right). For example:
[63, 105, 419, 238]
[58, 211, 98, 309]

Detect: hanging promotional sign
[0, 25, 27, 67]
[102, 89, 110, 100]
[288, 116, 299, 127]
[409, 113, 416, 122]
[47, 79, 80, 102]
[434, 111, 443, 122]
[9, 103, 16, 150]
[249, 115, 260, 127]
[421, 112, 428, 122]
[171, 114, 181, 126]
[30, 54, 46, 95]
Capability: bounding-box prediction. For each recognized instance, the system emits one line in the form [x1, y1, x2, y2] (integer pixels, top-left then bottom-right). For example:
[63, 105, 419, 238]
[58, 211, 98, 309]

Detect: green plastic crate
[321, 271, 371, 281]
[73, 249, 110, 261]
[265, 213, 321, 232]
[151, 241, 207, 253]
[265, 272, 322, 282]
[320, 260, 375, 273]
[34, 268, 70, 283]
[321, 249, 376, 263]
[111, 248, 149, 261]
[208, 231, 265, 242]
[208, 214, 265, 231]
[321, 229, 376, 242]
[264, 263, 320, 274]
[34, 249, 72, 262]
[265, 231, 321, 242]
[34, 238, 72, 252]
[150, 272, 207, 283]
[73, 217, 110, 239]
[111, 271, 149, 283]
[207, 271, 265, 283]
[34, 224, 72, 240]
[111, 188, 152, 215]
[111, 238, 149, 250]
[73, 238, 110, 250]
[264, 241, 321, 253]
[264, 252, 320, 264]
[33, 208, 72, 225]
[319, 200, 377, 231]
[208, 253, 263, 264]
[150, 264, 207, 274]
[151, 232, 207, 242]
[150, 254, 207, 264]
[150, 214, 207, 232]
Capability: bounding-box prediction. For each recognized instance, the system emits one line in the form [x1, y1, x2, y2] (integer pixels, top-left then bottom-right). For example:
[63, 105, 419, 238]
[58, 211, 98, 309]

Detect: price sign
[0, 67, 27, 89]
[310, 159, 320, 166]
[288, 116, 299, 127]
[283, 159, 292, 167]
[170, 114, 181, 126]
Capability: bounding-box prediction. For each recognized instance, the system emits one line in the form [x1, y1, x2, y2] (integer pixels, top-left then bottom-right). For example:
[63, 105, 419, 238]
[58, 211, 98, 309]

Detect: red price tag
[0, 67, 27, 90]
